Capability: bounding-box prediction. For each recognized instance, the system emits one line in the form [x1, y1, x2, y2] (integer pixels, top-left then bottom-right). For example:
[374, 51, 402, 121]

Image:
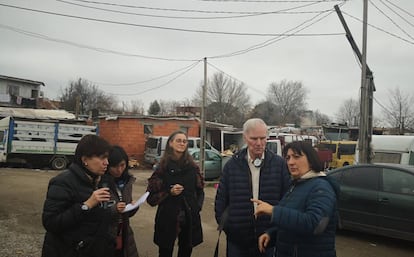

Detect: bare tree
[249, 101, 280, 125]
[60, 78, 117, 115]
[335, 98, 360, 126]
[126, 100, 145, 114]
[266, 80, 308, 125]
[383, 87, 414, 133]
[158, 100, 184, 115]
[193, 72, 251, 126]
[313, 110, 331, 125]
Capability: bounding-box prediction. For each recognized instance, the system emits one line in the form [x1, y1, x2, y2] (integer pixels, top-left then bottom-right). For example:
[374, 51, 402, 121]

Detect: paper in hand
[123, 191, 149, 213]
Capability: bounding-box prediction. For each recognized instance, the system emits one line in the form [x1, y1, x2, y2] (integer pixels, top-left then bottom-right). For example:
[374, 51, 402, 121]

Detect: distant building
[0, 75, 44, 109]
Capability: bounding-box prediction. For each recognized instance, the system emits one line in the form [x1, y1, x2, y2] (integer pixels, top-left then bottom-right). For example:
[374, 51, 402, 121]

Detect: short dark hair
[283, 141, 323, 172]
[74, 134, 111, 165]
[108, 145, 129, 168]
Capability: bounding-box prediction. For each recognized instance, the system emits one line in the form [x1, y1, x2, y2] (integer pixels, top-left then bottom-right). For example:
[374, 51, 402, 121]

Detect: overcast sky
[0, 0, 413, 120]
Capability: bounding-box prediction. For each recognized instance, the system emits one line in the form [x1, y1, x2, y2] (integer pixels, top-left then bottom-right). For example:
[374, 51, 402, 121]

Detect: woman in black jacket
[104, 145, 139, 257]
[41, 134, 116, 257]
[146, 130, 205, 257]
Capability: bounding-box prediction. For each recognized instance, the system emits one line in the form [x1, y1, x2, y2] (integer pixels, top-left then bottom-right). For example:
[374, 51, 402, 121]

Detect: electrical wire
[61, 0, 341, 15]
[209, 6, 340, 59]
[342, 11, 414, 45]
[197, 0, 345, 3]
[0, 23, 198, 62]
[369, 0, 414, 41]
[378, 0, 414, 28]
[383, 0, 414, 19]
[57, 0, 338, 19]
[0, 3, 343, 37]
[207, 61, 267, 96]
[92, 60, 203, 86]
[108, 60, 202, 96]
[373, 96, 395, 118]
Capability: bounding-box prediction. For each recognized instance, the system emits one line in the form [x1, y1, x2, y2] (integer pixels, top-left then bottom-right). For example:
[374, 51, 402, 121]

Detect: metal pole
[200, 57, 207, 176]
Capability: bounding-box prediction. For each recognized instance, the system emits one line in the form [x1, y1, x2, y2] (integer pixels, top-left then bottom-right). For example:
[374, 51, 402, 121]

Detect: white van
[369, 135, 414, 165]
[266, 139, 282, 156]
[144, 136, 218, 165]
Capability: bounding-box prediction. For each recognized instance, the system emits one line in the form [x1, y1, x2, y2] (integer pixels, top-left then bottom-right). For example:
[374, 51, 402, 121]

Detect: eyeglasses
[175, 139, 188, 144]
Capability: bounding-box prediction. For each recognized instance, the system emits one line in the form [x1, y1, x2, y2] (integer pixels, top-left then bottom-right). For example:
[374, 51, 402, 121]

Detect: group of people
[41, 135, 139, 257]
[41, 118, 339, 257]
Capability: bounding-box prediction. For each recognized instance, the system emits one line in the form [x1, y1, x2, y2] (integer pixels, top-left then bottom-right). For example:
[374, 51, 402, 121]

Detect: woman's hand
[251, 199, 274, 216]
[258, 233, 271, 253]
[116, 201, 126, 213]
[170, 184, 184, 196]
[84, 187, 111, 208]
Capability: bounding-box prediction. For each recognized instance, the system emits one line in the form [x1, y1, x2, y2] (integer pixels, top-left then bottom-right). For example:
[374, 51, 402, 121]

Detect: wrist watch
[81, 203, 90, 211]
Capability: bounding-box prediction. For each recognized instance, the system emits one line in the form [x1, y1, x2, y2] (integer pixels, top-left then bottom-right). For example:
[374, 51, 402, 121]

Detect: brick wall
[98, 117, 200, 165]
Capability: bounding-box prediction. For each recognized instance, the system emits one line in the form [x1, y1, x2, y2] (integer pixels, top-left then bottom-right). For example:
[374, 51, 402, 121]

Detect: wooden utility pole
[335, 3, 374, 164]
[359, 0, 372, 164]
[200, 57, 207, 176]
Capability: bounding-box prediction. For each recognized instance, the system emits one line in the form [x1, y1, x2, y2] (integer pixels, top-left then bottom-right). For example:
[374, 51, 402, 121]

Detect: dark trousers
[226, 239, 274, 257]
[159, 246, 192, 257]
[158, 223, 193, 257]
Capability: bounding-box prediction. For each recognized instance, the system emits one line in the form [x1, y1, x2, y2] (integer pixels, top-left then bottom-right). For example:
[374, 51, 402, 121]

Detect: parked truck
[355, 135, 414, 165]
[315, 140, 357, 169]
[0, 116, 98, 170]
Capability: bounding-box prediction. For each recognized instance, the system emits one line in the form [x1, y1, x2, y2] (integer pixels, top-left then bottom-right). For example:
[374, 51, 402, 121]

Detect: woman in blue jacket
[252, 141, 339, 257]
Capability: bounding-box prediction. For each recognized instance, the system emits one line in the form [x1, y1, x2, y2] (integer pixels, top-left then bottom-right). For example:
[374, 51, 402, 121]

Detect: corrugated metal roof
[0, 107, 75, 120]
[0, 75, 45, 86]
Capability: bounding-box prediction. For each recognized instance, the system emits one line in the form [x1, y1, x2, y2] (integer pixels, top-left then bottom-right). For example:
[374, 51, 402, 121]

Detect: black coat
[41, 163, 116, 257]
[102, 172, 139, 257]
[147, 160, 204, 249]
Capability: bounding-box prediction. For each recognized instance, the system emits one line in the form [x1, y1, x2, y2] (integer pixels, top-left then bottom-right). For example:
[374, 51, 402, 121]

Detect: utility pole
[75, 94, 80, 119]
[200, 57, 207, 177]
[335, 3, 374, 164]
[359, 0, 371, 164]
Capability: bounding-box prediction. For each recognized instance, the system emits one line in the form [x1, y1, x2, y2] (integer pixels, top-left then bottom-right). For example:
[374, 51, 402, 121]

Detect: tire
[51, 156, 68, 170]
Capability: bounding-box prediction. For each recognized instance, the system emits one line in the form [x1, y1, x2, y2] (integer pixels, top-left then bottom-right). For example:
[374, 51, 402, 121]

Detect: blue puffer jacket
[215, 148, 291, 246]
[268, 171, 339, 257]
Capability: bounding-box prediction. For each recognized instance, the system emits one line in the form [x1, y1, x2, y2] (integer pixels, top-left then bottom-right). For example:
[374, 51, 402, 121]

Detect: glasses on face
[174, 138, 188, 144]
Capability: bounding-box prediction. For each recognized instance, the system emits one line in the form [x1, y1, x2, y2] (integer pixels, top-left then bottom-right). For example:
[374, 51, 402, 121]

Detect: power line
[207, 61, 267, 96]
[0, 3, 343, 37]
[0, 23, 197, 62]
[379, 0, 414, 28]
[56, 0, 340, 20]
[369, 0, 414, 40]
[373, 96, 394, 118]
[342, 11, 414, 45]
[108, 60, 202, 96]
[210, 6, 339, 58]
[383, 0, 414, 19]
[92, 61, 203, 86]
[198, 0, 345, 2]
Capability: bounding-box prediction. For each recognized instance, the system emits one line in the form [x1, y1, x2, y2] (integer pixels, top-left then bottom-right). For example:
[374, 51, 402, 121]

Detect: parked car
[188, 148, 222, 180]
[327, 163, 414, 242]
[144, 135, 218, 165]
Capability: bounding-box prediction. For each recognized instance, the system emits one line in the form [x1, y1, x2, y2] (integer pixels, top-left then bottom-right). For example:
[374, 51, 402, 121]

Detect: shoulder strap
[214, 207, 229, 257]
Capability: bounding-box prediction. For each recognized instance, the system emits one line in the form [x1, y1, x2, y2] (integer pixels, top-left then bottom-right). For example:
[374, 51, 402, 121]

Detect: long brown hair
[159, 130, 196, 170]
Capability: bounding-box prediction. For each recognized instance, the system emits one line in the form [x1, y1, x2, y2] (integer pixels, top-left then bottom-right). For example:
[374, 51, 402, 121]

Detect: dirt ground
[0, 167, 413, 257]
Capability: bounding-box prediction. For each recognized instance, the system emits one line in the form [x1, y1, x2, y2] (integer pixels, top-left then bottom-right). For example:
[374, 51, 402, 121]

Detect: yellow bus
[315, 140, 357, 169]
